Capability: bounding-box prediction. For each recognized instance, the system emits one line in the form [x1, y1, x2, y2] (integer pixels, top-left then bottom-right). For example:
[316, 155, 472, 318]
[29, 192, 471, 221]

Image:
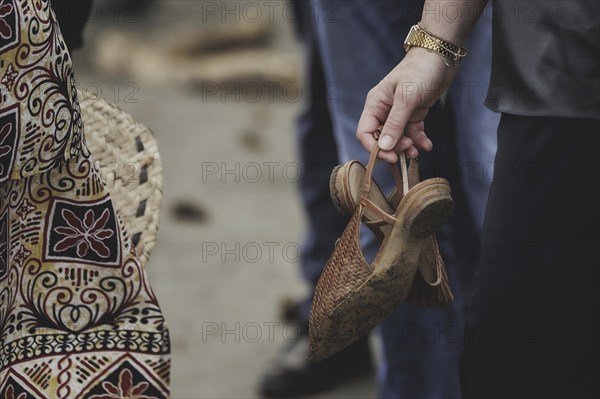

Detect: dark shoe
[258, 333, 372, 397]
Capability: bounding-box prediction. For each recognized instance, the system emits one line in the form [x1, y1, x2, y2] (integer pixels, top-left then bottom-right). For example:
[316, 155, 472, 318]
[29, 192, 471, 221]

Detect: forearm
[419, 0, 488, 46]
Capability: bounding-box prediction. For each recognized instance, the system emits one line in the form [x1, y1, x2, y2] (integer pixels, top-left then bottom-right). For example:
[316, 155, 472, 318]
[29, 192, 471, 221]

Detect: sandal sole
[329, 164, 351, 216]
[402, 179, 454, 239]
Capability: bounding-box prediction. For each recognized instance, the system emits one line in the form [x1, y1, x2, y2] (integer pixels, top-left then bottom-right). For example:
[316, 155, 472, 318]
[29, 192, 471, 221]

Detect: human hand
[356, 47, 459, 163]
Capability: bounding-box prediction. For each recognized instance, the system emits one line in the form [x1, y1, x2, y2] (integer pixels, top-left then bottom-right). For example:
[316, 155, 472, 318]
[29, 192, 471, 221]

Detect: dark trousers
[295, 0, 347, 320]
[461, 114, 600, 398]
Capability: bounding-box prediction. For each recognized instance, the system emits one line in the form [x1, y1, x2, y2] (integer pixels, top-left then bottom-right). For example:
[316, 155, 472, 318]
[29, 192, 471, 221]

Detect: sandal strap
[362, 128, 410, 200]
[390, 163, 404, 192]
[368, 219, 391, 227]
[398, 152, 409, 194]
[408, 158, 420, 189]
[386, 159, 421, 208]
[359, 196, 397, 226]
[362, 141, 381, 195]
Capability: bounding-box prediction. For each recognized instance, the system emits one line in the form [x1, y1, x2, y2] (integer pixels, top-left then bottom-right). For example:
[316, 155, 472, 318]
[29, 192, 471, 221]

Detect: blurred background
[71, 1, 376, 397]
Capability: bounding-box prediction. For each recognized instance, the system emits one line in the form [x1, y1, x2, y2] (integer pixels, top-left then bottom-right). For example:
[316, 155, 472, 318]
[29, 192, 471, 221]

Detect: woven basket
[78, 89, 163, 267]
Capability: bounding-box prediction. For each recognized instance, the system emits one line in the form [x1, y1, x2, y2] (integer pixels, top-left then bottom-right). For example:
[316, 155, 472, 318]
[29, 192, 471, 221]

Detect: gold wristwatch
[403, 24, 467, 67]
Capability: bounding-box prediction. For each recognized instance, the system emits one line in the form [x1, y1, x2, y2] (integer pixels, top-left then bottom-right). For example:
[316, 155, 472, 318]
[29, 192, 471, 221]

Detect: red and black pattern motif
[44, 195, 122, 267]
[0, 0, 19, 53]
[1, 0, 83, 181]
[1, 1, 170, 397]
[0, 374, 42, 398]
[0, 105, 19, 180]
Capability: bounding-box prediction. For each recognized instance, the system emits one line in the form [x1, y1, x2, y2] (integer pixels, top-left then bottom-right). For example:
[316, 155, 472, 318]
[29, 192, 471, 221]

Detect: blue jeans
[298, 1, 498, 397]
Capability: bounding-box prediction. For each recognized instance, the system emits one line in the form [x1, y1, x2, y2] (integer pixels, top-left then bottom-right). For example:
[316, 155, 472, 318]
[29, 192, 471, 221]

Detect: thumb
[378, 101, 412, 151]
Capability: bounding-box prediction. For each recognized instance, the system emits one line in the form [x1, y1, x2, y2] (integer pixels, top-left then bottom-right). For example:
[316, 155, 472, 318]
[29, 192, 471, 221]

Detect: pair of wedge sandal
[308, 135, 455, 361]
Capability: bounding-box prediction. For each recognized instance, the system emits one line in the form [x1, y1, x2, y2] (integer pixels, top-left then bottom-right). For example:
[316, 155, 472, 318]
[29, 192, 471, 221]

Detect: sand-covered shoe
[308, 142, 453, 361]
[329, 157, 454, 308]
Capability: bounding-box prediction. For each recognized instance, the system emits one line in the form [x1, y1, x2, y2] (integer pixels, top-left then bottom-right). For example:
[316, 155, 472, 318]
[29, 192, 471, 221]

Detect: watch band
[403, 24, 467, 67]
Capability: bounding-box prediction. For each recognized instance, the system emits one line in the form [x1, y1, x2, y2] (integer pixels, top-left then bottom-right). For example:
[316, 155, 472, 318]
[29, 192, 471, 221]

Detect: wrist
[404, 47, 459, 77]
[402, 48, 460, 97]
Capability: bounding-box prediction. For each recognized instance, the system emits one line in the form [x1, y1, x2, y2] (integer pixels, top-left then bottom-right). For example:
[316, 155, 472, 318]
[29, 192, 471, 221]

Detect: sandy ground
[72, 2, 377, 397]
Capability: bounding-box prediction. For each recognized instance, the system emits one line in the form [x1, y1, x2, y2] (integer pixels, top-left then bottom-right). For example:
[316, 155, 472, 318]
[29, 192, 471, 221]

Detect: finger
[393, 137, 415, 156]
[380, 145, 419, 163]
[377, 136, 413, 162]
[378, 149, 399, 163]
[378, 105, 410, 151]
[356, 86, 393, 151]
[405, 146, 420, 159]
[397, 136, 414, 152]
[357, 131, 378, 154]
[405, 121, 432, 151]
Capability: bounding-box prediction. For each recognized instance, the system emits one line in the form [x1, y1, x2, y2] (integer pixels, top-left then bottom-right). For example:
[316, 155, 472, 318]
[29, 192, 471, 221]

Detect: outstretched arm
[356, 0, 488, 162]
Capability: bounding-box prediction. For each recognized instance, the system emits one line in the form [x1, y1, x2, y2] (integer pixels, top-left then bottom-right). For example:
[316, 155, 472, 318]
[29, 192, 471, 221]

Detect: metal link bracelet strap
[403, 23, 468, 67]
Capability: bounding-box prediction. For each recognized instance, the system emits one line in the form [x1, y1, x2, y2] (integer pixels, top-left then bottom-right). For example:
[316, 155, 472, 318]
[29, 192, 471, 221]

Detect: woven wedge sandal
[308, 142, 453, 362]
[329, 157, 454, 308]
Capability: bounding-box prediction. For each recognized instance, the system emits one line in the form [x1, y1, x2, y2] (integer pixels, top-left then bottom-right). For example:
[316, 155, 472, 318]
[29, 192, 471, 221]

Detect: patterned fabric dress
[0, 0, 171, 397]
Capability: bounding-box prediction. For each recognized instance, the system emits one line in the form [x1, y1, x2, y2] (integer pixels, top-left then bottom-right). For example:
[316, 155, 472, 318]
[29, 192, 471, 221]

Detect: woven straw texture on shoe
[308, 208, 372, 360]
[78, 90, 163, 267]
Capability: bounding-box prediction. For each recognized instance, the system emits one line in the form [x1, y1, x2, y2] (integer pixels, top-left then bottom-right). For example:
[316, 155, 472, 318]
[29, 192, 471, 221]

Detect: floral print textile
[1, 1, 170, 397]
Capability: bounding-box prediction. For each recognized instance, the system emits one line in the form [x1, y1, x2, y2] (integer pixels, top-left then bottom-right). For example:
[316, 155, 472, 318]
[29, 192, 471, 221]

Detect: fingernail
[378, 135, 394, 150]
